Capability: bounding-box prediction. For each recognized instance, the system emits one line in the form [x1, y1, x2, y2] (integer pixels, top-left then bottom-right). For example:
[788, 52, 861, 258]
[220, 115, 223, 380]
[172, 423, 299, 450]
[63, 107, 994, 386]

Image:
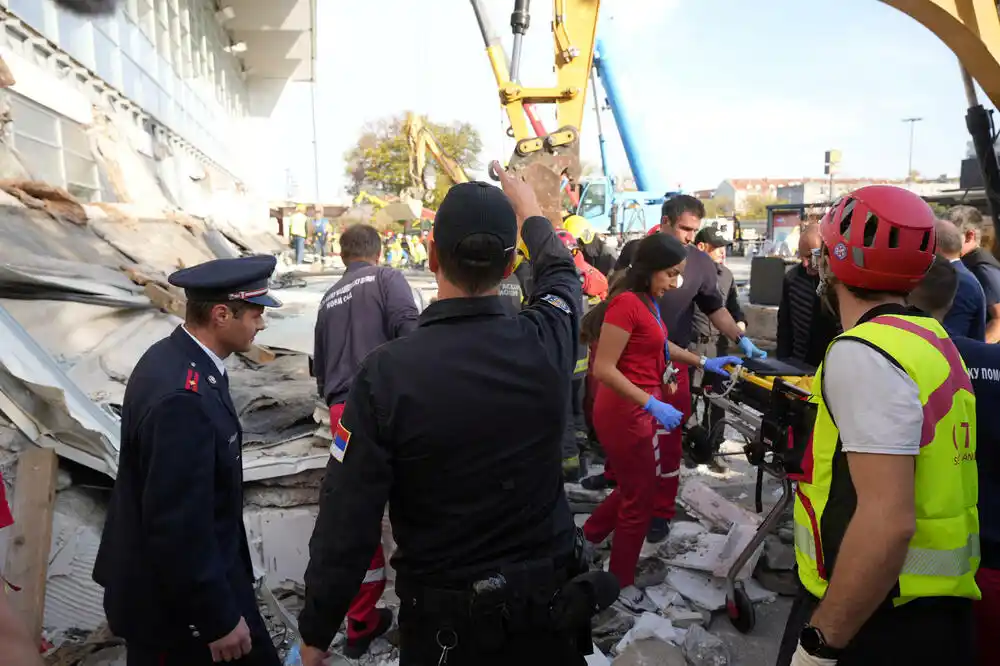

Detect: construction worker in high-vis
[778, 186, 980, 666]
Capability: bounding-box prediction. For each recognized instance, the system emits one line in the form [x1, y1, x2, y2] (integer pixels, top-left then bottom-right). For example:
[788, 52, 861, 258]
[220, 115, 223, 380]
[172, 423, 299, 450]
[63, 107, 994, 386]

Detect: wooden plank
[240, 344, 276, 365]
[4, 447, 58, 642]
[144, 282, 185, 318]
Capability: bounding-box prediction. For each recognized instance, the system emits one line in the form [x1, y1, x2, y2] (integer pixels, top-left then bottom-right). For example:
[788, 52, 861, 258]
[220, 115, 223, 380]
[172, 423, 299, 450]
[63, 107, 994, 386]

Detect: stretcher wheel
[726, 584, 755, 634]
[488, 161, 501, 181]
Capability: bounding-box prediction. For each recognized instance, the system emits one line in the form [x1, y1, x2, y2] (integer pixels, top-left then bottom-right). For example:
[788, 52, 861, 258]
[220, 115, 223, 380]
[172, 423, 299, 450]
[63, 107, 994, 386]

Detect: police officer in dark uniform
[93, 255, 283, 666]
[297, 167, 616, 666]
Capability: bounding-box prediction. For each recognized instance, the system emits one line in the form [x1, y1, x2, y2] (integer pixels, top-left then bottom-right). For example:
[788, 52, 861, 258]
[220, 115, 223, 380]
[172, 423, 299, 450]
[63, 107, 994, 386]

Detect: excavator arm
[353, 191, 389, 210]
[470, 0, 599, 225]
[881, 1, 1000, 238]
[404, 113, 470, 203]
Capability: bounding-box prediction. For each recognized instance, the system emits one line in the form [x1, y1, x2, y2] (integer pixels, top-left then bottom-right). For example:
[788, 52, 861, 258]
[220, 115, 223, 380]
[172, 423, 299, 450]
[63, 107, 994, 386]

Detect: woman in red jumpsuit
[582, 233, 739, 612]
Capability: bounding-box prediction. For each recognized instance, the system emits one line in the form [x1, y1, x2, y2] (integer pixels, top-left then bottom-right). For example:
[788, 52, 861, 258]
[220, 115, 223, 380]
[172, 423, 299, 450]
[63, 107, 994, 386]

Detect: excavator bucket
[501, 126, 582, 228]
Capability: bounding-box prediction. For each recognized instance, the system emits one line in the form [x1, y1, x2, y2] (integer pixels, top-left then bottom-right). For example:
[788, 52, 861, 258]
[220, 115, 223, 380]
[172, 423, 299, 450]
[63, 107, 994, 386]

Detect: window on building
[61, 119, 100, 203]
[9, 0, 47, 36]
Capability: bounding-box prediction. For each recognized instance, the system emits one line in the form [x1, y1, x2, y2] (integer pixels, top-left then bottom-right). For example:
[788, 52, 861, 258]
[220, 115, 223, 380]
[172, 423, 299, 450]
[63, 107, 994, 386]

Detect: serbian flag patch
[331, 420, 351, 463]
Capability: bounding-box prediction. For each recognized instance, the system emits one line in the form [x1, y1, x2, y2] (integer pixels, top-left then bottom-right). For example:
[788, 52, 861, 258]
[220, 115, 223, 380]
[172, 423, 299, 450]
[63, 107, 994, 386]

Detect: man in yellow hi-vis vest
[778, 186, 980, 666]
[289, 204, 309, 265]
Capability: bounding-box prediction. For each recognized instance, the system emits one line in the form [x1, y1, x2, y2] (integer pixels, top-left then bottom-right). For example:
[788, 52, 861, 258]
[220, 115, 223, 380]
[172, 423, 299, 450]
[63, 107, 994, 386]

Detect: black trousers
[562, 377, 587, 462]
[688, 340, 726, 452]
[125, 618, 280, 666]
[777, 585, 976, 666]
[397, 602, 586, 666]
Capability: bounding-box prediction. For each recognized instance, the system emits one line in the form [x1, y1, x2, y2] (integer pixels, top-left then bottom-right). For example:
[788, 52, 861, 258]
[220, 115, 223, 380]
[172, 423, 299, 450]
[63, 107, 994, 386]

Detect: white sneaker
[615, 584, 658, 614]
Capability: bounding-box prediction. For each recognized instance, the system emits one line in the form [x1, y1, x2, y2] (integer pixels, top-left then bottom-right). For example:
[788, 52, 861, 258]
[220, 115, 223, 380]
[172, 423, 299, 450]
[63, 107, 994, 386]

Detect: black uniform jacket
[298, 216, 583, 650]
[94, 327, 257, 649]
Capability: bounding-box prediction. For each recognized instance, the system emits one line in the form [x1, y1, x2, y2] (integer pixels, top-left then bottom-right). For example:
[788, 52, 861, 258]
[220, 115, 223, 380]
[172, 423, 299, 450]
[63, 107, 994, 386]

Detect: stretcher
[684, 358, 817, 634]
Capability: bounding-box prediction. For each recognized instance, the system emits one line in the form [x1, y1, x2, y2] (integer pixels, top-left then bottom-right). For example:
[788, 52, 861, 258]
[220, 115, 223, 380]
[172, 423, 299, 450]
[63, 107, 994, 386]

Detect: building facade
[0, 0, 316, 220]
[777, 177, 961, 205]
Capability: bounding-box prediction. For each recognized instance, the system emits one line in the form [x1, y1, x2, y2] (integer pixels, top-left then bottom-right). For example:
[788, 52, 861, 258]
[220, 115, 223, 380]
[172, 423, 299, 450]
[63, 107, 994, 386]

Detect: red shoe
[343, 608, 393, 659]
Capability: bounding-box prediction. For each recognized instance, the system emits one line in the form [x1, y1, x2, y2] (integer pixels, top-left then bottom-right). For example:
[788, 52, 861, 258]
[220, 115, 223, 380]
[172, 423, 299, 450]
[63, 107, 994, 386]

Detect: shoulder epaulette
[184, 368, 200, 393]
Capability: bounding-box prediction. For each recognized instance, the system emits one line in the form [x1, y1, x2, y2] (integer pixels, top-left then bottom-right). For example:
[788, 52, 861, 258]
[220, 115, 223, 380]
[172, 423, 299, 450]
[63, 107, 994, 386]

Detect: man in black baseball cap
[690, 227, 745, 469]
[297, 168, 615, 665]
[429, 180, 519, 296]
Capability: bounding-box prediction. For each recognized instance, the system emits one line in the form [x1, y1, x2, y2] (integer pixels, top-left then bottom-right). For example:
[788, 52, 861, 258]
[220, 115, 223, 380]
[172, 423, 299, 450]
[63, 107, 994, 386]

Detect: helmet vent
[920, 231, 931, 252]
[863, 212, 879, 247]
[888, 226, 900, 249]
[840, 199, 856, 240]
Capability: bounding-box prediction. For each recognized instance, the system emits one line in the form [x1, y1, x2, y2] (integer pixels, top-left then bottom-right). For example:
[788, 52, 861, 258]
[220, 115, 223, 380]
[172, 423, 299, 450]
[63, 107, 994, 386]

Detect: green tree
[742, 195, 788, 220]
[344, 113, 482, 209]
[703, 197, 734, 218]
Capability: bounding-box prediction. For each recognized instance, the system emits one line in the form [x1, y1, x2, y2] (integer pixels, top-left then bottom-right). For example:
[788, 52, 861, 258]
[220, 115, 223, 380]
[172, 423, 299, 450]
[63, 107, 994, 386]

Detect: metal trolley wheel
[726, 581, 756, 634]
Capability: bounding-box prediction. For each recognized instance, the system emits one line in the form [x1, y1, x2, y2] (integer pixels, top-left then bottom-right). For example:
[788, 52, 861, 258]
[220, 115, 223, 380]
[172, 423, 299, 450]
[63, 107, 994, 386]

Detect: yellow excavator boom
[883, 0, 1000, 108]
[404, 113, 470, 200]
[472, 0, 1000, 225]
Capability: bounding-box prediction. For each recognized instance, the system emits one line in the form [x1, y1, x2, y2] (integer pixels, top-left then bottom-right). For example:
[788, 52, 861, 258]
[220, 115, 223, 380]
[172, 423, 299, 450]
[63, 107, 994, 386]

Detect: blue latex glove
[644, 396, 683, 431]
[283, 644, 302, 666]
[737, 336, 768, 359]
[704, 355, 743, 377]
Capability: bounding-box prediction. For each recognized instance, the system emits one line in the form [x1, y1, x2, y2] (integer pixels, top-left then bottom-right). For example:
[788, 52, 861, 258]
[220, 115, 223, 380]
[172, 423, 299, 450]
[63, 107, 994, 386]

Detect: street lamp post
[902, 117, 923, 181]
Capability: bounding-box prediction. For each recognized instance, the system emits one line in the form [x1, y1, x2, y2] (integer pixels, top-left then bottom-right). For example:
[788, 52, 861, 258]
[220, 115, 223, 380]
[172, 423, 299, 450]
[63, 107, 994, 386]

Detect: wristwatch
[799, 625, 843, 659]
[698, 355, 708, 369]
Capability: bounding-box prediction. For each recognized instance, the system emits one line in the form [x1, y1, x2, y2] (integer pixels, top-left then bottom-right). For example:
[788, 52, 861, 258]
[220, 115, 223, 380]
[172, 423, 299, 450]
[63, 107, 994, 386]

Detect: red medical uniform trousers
[976, 567, 1000, 666]
[329, 404, 387, 641]
[653, 364, 690, 519]
[583, 386, 662, 587]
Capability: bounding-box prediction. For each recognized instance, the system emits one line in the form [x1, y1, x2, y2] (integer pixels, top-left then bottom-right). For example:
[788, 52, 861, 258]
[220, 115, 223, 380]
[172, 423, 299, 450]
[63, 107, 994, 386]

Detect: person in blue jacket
[908, 255, 996, 666]
[935, 219, 986, 341]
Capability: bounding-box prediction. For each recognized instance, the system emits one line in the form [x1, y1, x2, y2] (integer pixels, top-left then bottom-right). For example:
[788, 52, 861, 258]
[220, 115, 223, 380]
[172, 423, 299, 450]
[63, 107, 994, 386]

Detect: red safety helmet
[556, 229, 578, 250]
[818, 185, 936, 293]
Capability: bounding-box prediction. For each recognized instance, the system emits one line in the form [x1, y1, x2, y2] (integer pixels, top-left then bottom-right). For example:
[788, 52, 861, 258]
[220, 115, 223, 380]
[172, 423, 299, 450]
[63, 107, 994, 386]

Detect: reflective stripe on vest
[793, 314, 981, 604]
[575, 350, 590, 375]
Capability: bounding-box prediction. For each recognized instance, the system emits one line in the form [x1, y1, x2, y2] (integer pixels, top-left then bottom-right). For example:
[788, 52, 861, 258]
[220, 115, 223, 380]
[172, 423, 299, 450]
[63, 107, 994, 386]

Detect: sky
[312, 0, 990, 200]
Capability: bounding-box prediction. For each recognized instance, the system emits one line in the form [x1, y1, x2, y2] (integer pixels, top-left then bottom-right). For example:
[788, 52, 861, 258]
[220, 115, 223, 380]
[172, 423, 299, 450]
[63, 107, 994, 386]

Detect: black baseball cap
[694, 227, 731, 248]
[433, 182, 517, 259]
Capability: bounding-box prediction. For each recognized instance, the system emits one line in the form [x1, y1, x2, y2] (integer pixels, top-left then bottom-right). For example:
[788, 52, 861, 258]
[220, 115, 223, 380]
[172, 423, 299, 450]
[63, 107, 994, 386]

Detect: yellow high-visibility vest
[794, 313, 980, 605]
[289, 212, 308, 238]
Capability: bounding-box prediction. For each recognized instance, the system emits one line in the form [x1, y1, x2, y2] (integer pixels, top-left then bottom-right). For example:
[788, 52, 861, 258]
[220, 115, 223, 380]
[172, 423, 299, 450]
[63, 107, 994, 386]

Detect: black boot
[646, 517, 670, 544]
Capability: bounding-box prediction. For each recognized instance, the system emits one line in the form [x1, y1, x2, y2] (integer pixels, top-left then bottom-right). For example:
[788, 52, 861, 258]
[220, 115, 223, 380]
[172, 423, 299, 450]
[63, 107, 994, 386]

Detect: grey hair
[947, 205, 985, 242]
[934, 218, 963, 257]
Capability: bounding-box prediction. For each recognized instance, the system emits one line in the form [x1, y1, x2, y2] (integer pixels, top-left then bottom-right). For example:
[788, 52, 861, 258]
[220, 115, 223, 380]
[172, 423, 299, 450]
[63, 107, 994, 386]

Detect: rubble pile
[561, 448, 797, 666]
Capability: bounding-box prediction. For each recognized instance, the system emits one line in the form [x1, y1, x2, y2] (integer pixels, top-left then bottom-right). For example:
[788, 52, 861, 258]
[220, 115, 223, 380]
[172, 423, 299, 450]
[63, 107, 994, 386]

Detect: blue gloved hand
[737, 336, 768, 359]
[704, 355, 742, 377]
[644, 396, 683, 431]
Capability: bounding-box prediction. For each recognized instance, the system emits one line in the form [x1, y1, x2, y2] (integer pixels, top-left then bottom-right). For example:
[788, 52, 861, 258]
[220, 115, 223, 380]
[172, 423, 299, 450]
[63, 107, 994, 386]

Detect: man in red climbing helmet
[778, 185, 979, 666]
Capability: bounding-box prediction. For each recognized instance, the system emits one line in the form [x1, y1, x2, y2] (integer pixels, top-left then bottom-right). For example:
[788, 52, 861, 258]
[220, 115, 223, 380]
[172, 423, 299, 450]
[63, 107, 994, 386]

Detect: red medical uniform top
[602, 291, 667, 390]
[0, 470, 13, 530]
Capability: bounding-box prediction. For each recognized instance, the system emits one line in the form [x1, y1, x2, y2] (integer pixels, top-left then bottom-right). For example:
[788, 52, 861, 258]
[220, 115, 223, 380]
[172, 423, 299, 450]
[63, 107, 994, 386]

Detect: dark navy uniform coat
[94, 327, 275, 661]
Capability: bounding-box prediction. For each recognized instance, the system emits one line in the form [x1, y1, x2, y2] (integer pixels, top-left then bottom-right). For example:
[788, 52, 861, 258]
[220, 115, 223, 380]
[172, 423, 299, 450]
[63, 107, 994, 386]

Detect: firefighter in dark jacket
[297, 168, 610, 665]
[94, 256, 283, 666]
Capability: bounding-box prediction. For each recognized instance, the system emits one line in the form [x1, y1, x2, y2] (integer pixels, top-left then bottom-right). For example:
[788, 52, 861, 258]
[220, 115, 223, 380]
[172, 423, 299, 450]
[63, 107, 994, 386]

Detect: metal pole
[510, 0, 531, 83]
[902, 117, 923, 182]
[309, 0, 320, 202]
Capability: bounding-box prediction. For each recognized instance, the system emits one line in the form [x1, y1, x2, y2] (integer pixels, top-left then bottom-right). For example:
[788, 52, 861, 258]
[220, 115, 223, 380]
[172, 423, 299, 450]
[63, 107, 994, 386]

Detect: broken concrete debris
[612, 638, 686, 666]
[682, 624, 732, 666]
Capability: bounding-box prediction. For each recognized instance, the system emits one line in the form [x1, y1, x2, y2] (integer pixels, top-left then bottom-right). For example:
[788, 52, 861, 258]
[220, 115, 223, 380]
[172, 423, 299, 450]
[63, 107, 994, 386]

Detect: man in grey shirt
[312, 223, 418, 658]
